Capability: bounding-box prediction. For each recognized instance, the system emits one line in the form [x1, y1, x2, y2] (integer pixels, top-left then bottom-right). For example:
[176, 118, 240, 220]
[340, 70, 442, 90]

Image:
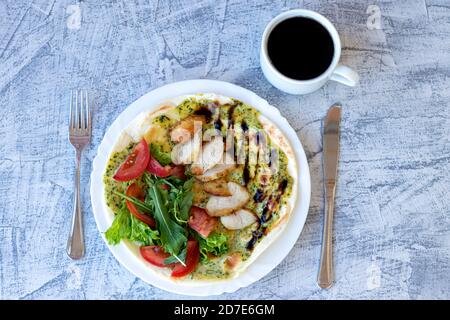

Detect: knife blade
[323, 105, 341, 185]
[317, 104, 341, 289]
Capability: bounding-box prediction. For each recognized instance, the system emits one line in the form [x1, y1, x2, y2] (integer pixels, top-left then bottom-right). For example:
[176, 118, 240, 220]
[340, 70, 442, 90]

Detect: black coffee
[267, 17, 334, 80]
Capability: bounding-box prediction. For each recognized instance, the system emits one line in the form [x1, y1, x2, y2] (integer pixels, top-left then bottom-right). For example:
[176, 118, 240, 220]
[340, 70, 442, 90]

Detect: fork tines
[69, 89, 91, 134]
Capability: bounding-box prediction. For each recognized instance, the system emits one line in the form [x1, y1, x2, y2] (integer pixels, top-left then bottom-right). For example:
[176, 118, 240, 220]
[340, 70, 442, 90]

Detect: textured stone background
[0, 0, 449, 299]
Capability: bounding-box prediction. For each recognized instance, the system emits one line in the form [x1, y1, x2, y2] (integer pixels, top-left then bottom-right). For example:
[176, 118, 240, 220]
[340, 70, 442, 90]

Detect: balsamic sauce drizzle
[227, 103, 238, 127]
[241, 121, 248, 132]
[279, 179, 288, 193]
[246, 184, 287, 250]
[214, 120, 222, 131]
[253, 189, 264, 202]
[193, 106, 213, 122]
[242, 166, 250, 185]
[246, 230, 264, 250]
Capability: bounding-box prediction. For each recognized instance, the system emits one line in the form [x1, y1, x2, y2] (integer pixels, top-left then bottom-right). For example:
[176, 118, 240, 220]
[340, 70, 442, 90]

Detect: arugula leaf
[182, 178, 194, 191]
[150, 143, 172, 166]
[148, 183, 187, 257]
[113, 190, 153, 213]
[143, 171, 155, 186]
[105, 204, 159, 246]
[178, 191, 193, 222]
[177, 179, 194, 223]
[193, 231, 229, 262]
[159, 176, 184, 189]
[159, 177, 193, 225]
[164, 245, 187, 265]
[141, 172, 193, 265]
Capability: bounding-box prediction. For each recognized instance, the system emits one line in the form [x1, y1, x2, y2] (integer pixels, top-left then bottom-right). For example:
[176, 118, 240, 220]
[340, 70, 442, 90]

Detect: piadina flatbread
[103, 94, 298, 282]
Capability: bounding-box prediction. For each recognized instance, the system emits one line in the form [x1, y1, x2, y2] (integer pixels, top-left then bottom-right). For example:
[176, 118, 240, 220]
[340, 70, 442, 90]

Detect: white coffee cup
[260, 9, 359, 95]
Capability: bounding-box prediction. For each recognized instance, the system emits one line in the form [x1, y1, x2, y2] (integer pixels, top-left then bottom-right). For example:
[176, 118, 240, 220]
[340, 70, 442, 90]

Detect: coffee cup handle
[330, 65, 359, 87]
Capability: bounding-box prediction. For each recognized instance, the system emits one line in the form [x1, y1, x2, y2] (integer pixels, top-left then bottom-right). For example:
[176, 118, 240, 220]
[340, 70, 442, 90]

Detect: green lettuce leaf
[194, 232, 229, 262]
[105, 205, 130, 245]
[105, 204, 159, 246]
[129, 214, 160, 246]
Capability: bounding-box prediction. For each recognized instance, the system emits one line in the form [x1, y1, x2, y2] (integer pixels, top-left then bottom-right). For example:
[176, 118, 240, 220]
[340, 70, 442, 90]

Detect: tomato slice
[146, 156, 172, 177]
[113, 139, 150, 181]
[171, 240, 200, 278]
[170, 165, 186, 180]
[188, 206, 217, 238]
[126, 183, 156, 228]
[140, 246, 175, 268]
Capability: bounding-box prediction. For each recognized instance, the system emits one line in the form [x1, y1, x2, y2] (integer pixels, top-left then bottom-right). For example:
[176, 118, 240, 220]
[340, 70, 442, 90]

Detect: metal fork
[67, 89, 91, 260]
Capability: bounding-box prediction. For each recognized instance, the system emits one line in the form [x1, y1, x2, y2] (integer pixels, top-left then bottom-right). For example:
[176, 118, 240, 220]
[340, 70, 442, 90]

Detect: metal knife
[317, 104, 341, 289]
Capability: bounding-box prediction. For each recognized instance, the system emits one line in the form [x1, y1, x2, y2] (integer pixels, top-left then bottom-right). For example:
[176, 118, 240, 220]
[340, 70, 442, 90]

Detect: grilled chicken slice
[220, 209, 257, 230]
[206, 182, 249, 216]
[171, 128, 201, 165]
[170, 115, 205, 144]
[195, 152, 235, 182]
[191, 136, 224, 175]
[203, 178, 231, 196]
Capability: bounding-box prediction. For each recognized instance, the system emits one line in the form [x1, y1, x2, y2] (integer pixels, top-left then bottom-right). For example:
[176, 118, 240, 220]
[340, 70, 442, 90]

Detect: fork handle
[67, 149, 85, 259]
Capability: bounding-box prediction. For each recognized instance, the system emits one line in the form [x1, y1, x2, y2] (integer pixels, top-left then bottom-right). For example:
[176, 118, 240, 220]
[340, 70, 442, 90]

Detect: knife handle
[317, 181, 336, 288]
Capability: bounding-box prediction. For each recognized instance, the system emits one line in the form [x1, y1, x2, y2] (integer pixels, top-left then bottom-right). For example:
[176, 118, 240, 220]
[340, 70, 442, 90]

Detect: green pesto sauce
[218, 104, 231, 136]
[103, 142, 148, 213]
[232, 103, 262, 129]
[174, 99, 202, 118]
[152, 114, 173, 128]
[227, 165, 244, 185]
[192, 224, 254, 279]
[193, 190, 210, 208]
[103, 145, 134, 212]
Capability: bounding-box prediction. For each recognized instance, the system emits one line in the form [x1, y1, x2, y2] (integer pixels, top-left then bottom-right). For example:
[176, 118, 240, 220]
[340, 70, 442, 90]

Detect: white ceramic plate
[90, 80, 311, 296]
